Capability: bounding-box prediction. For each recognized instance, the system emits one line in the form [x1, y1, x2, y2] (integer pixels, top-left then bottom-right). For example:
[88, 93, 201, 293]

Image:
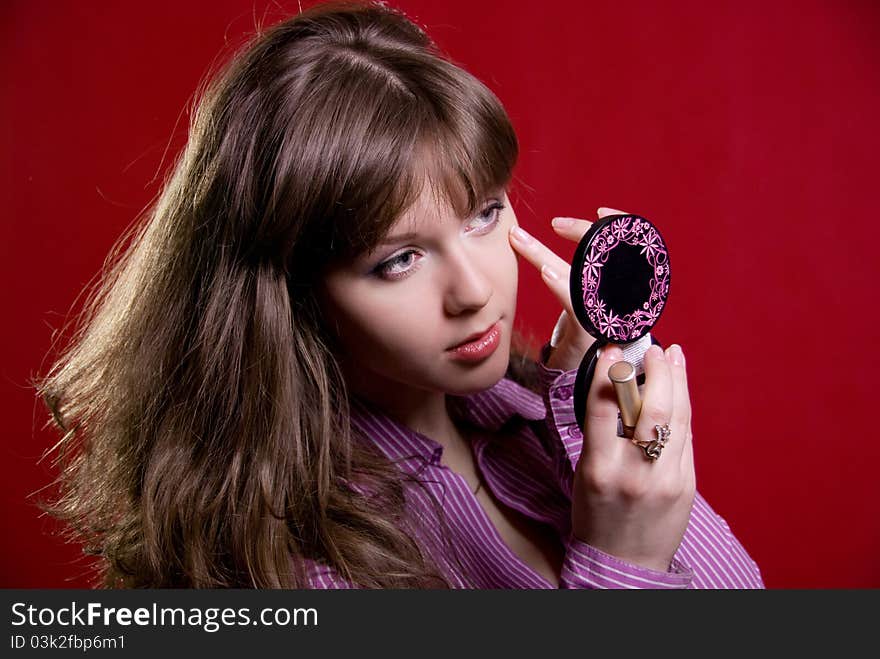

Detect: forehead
[395, 183, 453, 227]
[371, 181, 460, 248]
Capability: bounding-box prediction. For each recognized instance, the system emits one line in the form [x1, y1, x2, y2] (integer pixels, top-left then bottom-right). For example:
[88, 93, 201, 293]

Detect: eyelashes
[373, 201, 506, 281]
[472, 200, 506, 230]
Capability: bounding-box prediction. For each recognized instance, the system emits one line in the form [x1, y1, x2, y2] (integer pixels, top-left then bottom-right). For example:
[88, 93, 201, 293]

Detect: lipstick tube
[608, 360, 642, 438]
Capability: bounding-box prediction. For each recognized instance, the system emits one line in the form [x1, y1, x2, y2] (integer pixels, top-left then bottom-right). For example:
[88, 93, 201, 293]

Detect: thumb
[550, 310, 567, 348]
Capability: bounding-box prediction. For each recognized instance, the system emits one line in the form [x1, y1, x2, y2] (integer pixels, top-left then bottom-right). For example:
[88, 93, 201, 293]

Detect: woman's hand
[510, 207, 696, 572]
[571, 340, 696, 571]
[509, 207, 634, 370]
[509, 209, 622, 371]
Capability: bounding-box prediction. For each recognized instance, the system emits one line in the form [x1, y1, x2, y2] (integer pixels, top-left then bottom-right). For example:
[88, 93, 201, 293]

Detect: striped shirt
[306, 344, 764, 589]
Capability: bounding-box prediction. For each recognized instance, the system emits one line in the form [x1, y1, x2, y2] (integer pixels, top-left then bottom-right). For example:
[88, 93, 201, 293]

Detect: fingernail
[511, 226, 532, 244]
[647, 344, 665, 361]
[541, 264, 559, 281]
[598, 206, 626, 216]
[667, 344, 683, 366]
[551, 217, 575, 228]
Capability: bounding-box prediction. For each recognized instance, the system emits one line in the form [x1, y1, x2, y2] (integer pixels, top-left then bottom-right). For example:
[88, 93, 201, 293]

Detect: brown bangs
[385, 58, 520, 246]
[314, 49, 519, 267]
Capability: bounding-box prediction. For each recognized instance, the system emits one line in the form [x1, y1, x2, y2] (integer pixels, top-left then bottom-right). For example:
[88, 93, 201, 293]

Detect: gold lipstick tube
[608, 360, 642, 438]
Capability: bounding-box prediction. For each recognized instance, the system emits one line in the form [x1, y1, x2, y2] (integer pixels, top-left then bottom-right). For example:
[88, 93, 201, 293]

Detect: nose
[442, 247, 492, 316]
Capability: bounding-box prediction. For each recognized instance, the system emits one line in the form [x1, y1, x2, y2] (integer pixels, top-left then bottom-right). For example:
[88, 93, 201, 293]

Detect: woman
[36, 0, 763, 588]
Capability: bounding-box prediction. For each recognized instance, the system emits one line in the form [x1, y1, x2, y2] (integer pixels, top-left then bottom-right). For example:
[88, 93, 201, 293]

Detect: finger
[665, 344, 692, 430]
[583, 343, 629, 462]
[550, 216, 593, 243]
[632, 344, 674, 461]
[509, 224, 574, 314]
[598, 207, 628, 218]
[663, 344, 695, 472]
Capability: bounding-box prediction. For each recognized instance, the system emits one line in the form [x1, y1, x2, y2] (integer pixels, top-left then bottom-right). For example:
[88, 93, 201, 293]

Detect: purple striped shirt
[306, 344, 764, 589]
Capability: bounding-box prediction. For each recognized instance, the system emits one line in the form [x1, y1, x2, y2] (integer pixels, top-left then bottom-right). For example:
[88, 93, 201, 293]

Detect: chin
[444, 346, 510, 396]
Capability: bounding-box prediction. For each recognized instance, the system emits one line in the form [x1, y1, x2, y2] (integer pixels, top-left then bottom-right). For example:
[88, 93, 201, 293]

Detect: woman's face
[317, 184, 520, 402]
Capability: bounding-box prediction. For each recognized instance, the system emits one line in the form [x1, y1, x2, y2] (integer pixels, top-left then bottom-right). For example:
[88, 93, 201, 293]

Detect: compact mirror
[569, 214, 671, 430]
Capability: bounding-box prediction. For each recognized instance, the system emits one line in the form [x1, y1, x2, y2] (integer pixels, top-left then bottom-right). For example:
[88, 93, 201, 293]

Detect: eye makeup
[373, 249, 423, 280]
[567, 213, 671, 430]
[370, 199, 506, 281]
[464, 200, 505, 234]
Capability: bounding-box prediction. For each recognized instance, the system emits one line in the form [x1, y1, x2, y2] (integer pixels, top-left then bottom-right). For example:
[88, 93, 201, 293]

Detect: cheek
[491, 237, 519, 292]
[336, 288, 433, 359]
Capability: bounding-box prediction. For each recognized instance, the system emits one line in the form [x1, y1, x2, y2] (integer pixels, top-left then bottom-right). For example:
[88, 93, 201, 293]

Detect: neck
[344, 370, 467, 453]
[386, 390, 459, 447]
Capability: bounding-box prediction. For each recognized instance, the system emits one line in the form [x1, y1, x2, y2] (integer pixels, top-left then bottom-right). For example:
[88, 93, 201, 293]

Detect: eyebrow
[378, 231, 422, 245]
[377, 193, 506, 246]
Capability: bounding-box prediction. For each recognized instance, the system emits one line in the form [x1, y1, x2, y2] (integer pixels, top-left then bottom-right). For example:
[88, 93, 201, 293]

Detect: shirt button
[553, 385, 573, 400]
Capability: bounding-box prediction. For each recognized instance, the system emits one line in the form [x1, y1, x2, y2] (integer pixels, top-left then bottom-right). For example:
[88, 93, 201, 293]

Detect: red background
[3, 0, 878, 589]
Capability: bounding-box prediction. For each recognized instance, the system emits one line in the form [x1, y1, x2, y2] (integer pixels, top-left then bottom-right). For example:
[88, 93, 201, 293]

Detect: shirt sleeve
[536, 341, 765, 589]
[300, 557, 358, 589]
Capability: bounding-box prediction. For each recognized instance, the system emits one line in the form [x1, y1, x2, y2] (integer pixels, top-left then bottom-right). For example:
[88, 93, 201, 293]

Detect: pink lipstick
[447, 322, 501, 363]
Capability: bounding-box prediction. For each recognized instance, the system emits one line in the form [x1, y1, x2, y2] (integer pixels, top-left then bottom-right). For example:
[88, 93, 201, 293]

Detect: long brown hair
[34, 0, 540, 588]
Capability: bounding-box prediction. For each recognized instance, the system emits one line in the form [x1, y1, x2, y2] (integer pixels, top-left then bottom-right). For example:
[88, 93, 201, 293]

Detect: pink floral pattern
[580, 216, 669, 341]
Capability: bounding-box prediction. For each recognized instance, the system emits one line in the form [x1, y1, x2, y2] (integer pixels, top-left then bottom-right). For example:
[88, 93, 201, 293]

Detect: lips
[445, 321, 502, 363]
[449, 322, 498, 350]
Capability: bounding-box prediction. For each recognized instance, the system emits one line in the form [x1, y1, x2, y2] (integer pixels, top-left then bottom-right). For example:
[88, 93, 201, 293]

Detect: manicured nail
[604, 346, 624, 361]
[511, 226, 532, 244]
[541, 264, 559, 281]
[667, 344, 683, 366]
[647, 344, 665, 361]
[551, 217, 575, 228]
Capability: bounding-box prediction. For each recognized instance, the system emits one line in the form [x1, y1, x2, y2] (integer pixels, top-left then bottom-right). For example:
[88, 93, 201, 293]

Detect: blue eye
[372, 199, 505, 281]
[466, 201, 505, 234]
[375, 250, 420, 280]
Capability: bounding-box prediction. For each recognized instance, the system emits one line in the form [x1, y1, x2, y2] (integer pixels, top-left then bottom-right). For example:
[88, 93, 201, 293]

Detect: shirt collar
[448, 377, 547, 431]
[349, 376, 547, 465]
